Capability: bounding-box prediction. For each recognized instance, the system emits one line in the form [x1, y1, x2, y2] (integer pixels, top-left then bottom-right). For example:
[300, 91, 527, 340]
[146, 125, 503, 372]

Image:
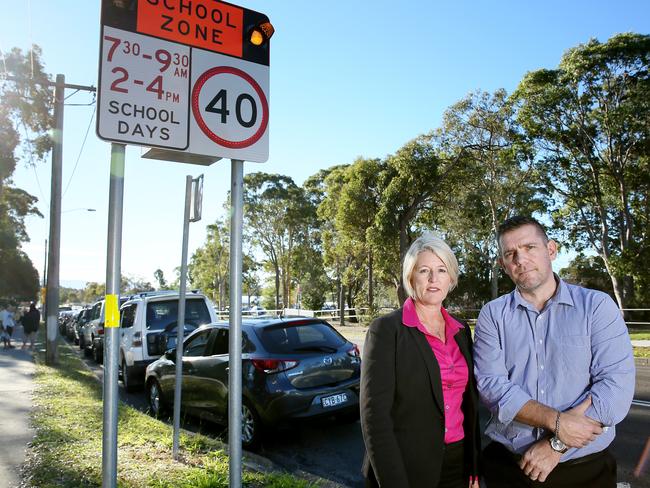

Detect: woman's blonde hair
[402, 233, 459, 300]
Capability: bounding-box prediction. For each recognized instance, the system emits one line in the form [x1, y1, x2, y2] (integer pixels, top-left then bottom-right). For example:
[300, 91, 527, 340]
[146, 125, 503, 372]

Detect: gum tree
[515, 33, 650, 310]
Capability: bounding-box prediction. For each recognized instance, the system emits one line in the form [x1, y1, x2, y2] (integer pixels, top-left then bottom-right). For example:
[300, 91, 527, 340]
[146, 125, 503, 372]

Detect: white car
[81, 298, 127, 363]
[118, 290, 217, 392]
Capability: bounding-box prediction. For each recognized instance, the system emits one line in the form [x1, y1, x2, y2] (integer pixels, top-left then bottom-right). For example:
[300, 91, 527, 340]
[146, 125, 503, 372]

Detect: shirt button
[540, 365, 544, 370]
[445, 428, 448, 432]
[541, 390, 545, 394]
[445, 405, 450, 410]
[539, 339, 543, 344]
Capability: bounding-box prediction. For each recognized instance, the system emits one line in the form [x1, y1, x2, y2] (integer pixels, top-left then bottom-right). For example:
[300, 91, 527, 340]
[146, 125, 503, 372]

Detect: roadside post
[97, 1, 272, 486]
[173, 174, 204, 460]
[229, 158, 244, 486]
[102, 142, 125, 488]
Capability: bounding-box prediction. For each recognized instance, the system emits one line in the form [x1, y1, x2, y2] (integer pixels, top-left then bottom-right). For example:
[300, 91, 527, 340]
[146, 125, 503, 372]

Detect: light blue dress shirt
[473, 277, 635, 461]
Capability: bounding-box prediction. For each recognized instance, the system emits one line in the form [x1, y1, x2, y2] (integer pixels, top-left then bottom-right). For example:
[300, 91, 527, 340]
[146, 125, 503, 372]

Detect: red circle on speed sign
[192, 66, 269, 149]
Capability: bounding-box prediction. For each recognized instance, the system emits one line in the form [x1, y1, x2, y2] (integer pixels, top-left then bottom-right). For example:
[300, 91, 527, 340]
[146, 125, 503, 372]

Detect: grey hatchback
[144, 317, 361, 449]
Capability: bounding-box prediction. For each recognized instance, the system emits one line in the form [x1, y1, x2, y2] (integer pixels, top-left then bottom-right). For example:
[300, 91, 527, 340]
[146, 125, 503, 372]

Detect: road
[70, 328, 650, 488]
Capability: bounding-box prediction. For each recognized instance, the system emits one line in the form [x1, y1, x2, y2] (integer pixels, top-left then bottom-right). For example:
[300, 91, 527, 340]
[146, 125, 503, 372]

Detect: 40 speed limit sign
[189, 48, 269, 162]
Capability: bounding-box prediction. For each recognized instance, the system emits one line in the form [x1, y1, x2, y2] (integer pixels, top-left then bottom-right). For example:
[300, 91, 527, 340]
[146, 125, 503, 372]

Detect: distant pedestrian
[0, 306, 16, 349]
[21, 303, 40, 350]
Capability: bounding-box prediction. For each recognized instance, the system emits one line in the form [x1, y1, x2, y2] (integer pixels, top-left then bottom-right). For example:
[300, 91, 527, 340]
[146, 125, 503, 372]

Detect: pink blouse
[402, 297, 469, 444]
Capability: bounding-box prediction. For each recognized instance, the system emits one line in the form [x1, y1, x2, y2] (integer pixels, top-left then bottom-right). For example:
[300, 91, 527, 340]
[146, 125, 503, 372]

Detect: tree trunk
[608, 273, 627, 314]
[339, 282, 346, 327]
[491, 258, 499, 299]
[368, 250, 374, 314]
[274, 265, 280, 311]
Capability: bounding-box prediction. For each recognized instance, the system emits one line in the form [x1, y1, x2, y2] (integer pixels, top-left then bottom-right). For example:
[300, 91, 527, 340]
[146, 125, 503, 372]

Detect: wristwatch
[549, 411, 568, 453]
[549, 436, 568, 453]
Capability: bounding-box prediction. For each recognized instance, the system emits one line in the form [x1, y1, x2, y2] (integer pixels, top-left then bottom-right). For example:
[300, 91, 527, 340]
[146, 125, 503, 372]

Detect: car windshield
[256, 321, 347, 354]
[145, 299, 211, 331]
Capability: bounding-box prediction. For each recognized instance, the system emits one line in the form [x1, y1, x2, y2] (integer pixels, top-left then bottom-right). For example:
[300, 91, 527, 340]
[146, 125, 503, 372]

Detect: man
[21, 302, 40, 350]
[474, 216, 635, 488]
[0, 305, 16, 349]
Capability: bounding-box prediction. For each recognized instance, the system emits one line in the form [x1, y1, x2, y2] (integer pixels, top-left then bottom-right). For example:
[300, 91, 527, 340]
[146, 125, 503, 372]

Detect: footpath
[0, 326, 35, 488]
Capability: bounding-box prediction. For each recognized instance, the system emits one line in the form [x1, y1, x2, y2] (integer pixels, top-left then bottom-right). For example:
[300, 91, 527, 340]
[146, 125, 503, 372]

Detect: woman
[360, 233, 480, 488]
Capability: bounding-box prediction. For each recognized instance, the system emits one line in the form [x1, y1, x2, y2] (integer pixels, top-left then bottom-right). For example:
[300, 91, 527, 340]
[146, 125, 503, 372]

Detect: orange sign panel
[137, 0, 244, 58]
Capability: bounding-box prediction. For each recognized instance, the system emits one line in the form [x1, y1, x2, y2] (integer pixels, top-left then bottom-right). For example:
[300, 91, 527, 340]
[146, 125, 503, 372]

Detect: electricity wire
[27, 0, 34, 78]
[63, 106, 96, 197]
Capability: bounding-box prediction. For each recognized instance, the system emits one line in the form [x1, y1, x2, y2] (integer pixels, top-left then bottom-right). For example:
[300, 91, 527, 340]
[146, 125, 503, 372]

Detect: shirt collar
[511, 274, 574, 311]
[402, 297, 464, 337]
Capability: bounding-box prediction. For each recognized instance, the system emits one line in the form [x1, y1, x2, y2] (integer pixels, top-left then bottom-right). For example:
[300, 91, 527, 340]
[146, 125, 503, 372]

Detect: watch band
[554, 411, 561, 439]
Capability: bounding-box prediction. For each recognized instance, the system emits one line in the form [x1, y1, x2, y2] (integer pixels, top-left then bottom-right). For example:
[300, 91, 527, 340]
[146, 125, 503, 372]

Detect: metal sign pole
[229, 159, 244, 487]
[173, 175, 193, 459]
[102, 142, 125, 488]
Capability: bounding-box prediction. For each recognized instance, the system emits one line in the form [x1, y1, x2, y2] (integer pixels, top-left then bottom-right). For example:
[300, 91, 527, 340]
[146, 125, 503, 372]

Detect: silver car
[144, 317, 361, 449]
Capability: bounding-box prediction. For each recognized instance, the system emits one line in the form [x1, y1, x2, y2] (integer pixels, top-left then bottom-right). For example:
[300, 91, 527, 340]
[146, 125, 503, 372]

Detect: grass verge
[634, 346, 650, 358]
[23, 342, 318, 488]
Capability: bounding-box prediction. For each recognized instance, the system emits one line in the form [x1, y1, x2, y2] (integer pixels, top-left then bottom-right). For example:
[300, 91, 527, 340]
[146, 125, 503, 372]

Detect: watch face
[550, 437, 567, 452]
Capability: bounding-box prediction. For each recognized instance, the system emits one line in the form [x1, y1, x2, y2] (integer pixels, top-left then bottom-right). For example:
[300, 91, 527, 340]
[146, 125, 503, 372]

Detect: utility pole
[42, 238, 47, 317]
[2, 73, 96, 365]
[46, 78, 96, 365]
[44, 74, 64, 364]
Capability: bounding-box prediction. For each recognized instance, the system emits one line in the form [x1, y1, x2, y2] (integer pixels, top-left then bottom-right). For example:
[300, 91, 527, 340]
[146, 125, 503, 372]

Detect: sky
[1, 0, 649, 290]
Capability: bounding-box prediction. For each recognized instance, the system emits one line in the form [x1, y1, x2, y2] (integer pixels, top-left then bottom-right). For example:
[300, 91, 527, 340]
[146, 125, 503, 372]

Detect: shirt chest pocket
[550, 335, 591, 376]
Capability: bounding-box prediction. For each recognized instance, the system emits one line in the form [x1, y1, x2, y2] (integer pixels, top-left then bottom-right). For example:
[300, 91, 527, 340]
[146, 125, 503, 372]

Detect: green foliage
[0, 248, 39, 302]
[81, 282, 105, 303]
[153, 268, 168, 290]
[319, 158, 383, 311]
[0, 45, 52, 304]
[369, 134, 445, 303]
[244, 173, 312, 309]
[187, 33, 650, 314]
[59, 286, 83, 305]
[435, 89, 545, 304]
[559, 253, 615, 298]
[189, 219, 230, 309]
[514, 33, 650, 308]
[122, 275, 155, 295]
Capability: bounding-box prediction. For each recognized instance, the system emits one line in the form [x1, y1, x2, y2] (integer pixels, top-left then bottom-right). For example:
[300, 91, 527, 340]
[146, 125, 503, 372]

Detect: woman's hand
[468, 475, 479, 488]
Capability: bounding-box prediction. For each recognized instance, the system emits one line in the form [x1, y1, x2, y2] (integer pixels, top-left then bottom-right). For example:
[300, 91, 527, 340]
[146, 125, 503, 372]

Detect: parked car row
[62, 290, 362, 449]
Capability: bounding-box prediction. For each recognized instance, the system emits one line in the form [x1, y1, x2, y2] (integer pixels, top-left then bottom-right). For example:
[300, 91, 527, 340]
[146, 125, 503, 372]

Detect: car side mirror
[165, 348, 176, 360]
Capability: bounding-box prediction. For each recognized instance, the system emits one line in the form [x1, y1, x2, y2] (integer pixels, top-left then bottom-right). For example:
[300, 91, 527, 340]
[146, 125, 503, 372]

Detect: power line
[63, 105, 96, 197]
[64, 88, 80, 101]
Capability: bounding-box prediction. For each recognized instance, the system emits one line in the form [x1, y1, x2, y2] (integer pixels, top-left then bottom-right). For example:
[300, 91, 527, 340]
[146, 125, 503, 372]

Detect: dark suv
[144, 317, 361, 449]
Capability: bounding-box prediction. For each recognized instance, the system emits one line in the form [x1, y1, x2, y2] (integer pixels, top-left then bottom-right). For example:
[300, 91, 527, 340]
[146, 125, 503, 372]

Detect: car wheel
[121, 359, 140, 393]
[241, 401, 262, 450]
[93, 342, 103, 364]
[147, 379, 167, 418]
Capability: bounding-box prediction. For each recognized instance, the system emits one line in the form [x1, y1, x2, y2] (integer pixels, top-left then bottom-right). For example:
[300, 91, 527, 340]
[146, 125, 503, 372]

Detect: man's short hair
[402, 233, 459, 300]
[497, 216, 549, 251]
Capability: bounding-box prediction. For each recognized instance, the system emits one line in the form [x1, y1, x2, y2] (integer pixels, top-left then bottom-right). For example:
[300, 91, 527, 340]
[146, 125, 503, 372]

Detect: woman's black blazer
[360, 308, 480, 488]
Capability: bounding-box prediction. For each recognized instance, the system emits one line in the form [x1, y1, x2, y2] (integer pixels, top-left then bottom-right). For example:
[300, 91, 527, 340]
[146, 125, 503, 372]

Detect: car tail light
[132, 332, 142, 347]
[98, 327, 104, 336]
[252, 359, 299, 374]
[347, 344, 360, 358]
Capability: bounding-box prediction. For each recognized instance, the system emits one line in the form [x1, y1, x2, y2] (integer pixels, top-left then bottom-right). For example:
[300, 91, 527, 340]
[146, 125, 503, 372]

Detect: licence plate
[321, 393, 348, 408]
